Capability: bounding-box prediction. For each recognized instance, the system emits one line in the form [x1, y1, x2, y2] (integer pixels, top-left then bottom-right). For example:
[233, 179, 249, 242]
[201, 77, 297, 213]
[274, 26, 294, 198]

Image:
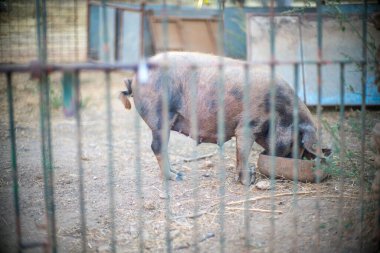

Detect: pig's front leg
[235, 129, 256, 185]
[151, 130, 183, 181]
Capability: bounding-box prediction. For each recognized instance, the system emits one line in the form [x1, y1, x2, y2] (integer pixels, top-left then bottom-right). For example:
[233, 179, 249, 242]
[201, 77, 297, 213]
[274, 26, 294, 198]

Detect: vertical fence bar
[36, 0, 57, 251]
[106, 70, 116, 253]
[242, 62, 251, 249]
[6, 72, 22, 253]
[337, 63, 345, 252]
[268, 0, 277, 252]
[189, 65, 200, 252]
[134, 80, 144, 253]
[74, 70, 87, 253]
[359, 1, 368, 252]
[291, 63, 300, 253]
[101, 1, 116, 251]
[135, 3, 145, 253]
[216, 1, 226, 252]
[315, 1, 323, 252]
[298, 15, 307, 105]
[160, 1, 173, 252]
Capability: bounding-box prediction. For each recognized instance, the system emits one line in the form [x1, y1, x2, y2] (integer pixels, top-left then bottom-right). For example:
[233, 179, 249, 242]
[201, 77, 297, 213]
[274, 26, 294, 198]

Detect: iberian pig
[120, 52, 319, 185]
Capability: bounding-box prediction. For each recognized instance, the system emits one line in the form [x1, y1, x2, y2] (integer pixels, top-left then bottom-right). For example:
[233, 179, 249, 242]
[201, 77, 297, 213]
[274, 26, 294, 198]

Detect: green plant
[321, 112, 377, 185]
[50, 87, 63, 110]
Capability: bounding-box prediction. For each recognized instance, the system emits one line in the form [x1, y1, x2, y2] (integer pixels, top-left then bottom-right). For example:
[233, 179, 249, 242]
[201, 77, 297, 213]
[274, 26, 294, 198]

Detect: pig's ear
[119, 92, 132, 110]
[123, 78, 133, 95]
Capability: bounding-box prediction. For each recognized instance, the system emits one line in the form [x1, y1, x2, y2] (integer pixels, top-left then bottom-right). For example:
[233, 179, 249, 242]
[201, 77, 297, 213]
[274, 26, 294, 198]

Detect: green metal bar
[101, 0, 117, 251]
[291, 63, 300, 253]
[217, 1, 226, 252]
[315, 0, 323, 252]
[268, 0, 277, 252]
[36, 0, 57, 252]
[242, 62, 251, 249]
[298, 15, 307, 105]
[359, 1, 368, 252]
[160, 1, 173, 252]
[189, 65, 200, 252]
[105, 70, 116, 253]
[133, 80, 144, 253]
[135, 3, 145, 252]
[6, 72, 22, 253]
[161, 67, 172, 253]
[337, 63, 346, 253]
[0, 60, 376, 74]
[73, 70, 87, 253]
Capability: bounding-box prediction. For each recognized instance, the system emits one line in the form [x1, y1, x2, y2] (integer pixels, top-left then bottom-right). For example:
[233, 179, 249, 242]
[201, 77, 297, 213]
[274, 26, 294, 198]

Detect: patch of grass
[321, 111, 377, 186]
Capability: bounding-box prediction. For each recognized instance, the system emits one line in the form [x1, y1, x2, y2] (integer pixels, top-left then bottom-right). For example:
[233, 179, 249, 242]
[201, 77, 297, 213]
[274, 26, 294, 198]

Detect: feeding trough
[257, 149, 332, 183]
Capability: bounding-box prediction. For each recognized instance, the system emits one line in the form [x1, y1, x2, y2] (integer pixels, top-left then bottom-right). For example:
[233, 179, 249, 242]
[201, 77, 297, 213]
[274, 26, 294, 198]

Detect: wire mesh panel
[0, 0, 380, 253]
[0, 0, 86, 64]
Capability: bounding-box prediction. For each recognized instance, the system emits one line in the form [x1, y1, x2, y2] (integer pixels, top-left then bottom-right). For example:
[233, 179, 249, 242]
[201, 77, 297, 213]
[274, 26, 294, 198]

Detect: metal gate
[0, 0, 379, 252]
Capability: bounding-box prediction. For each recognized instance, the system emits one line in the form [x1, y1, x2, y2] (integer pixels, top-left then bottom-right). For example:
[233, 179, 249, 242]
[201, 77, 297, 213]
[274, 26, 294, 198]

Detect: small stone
[202, 173, 211, 177]
[159, 192, 168, 199]
[255, 180, 273, 190]
[202, 160, 214, 168]
[81, 155, 90, 161]
[143, 201, 156, 210]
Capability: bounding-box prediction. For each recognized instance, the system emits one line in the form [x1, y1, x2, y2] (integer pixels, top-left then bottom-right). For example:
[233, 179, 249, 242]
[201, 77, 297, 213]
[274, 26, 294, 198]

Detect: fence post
[35, 0, 57, 252]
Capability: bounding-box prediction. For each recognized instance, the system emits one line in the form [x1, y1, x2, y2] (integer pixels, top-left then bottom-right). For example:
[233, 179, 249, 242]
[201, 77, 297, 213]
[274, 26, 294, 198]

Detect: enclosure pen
[0, 0, 379, 252]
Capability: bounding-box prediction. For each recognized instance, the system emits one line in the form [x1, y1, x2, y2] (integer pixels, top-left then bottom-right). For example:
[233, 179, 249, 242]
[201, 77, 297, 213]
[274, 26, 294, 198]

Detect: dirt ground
[0, 71, 379, 253]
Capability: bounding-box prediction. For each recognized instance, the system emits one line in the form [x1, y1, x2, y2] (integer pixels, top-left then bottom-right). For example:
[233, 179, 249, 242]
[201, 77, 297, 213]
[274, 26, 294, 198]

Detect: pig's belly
[172, 114, 235, 144]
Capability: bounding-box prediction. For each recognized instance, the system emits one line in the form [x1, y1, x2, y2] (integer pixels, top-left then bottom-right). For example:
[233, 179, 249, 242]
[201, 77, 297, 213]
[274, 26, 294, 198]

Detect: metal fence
[0, 0, 379, 252]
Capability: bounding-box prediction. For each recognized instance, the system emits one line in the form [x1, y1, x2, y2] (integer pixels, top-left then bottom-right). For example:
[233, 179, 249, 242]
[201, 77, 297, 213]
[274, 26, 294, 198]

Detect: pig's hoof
[238, 167, 256, 186]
